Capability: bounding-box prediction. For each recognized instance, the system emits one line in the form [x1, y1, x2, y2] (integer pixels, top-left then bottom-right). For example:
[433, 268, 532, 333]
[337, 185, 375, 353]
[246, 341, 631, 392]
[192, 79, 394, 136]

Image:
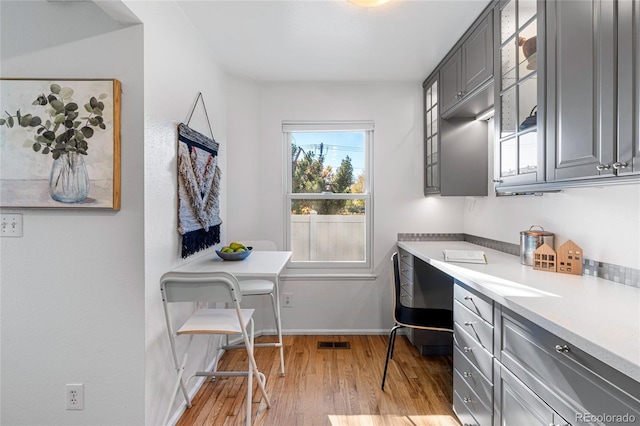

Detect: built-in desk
[397, 240, 640, 425]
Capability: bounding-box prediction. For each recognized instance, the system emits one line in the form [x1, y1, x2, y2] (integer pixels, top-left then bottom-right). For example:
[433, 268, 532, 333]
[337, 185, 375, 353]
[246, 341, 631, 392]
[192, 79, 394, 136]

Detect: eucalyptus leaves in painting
[0, 82, 109, 159]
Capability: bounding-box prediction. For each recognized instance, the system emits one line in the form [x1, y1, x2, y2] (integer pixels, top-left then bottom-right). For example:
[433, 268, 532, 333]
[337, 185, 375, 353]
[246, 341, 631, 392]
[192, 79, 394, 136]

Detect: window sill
[281, 273, 377, 281]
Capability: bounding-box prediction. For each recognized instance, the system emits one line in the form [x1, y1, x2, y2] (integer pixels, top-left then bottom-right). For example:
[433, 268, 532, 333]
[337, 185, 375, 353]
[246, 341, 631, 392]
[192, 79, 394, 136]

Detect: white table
[173, 250, 292, 375]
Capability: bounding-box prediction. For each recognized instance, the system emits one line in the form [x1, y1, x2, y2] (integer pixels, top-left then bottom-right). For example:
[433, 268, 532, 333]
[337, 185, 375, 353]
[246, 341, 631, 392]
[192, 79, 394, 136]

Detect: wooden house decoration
[533, 243, 557, 272]
[556, 240, 583, 275]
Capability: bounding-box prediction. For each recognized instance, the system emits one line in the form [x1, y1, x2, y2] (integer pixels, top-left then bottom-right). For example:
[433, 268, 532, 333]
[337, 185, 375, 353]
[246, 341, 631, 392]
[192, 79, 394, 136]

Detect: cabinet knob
[463, 371, 473, 378]
[596, 163, 611, 171]
[613, 161, 628, 169]
[555, 344, 570, 353]
[463, 346, 473, 353]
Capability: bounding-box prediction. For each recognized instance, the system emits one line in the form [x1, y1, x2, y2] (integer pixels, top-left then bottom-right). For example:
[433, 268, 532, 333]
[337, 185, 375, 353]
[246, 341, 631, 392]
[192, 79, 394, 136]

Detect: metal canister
[520, 225, 555, 265]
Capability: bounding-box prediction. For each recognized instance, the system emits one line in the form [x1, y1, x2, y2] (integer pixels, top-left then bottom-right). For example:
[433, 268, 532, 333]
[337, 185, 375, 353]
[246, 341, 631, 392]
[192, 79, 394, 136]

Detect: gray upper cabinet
[423, 6, 493, 197]
[494, 0, 545, 190]
[441, 14, 494, 116]
[617, 0, 640, 175]
[546, 0, 616, 181]
[547, 0, 639, 181]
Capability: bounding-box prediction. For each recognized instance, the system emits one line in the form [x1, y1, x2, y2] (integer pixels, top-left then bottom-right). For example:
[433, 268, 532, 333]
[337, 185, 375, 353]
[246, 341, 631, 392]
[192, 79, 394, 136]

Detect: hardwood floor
[176, 334, 461, 426]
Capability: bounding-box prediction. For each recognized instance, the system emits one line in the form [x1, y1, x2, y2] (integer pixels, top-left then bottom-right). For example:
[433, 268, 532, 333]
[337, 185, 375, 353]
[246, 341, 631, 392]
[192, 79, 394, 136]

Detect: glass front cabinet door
[494, 0, 545, 190]
[424, 76, 440, 194]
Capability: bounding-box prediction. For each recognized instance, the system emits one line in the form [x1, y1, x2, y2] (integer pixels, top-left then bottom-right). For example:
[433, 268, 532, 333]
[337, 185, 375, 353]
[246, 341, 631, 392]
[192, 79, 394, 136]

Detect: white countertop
[397, 240, 640, 383]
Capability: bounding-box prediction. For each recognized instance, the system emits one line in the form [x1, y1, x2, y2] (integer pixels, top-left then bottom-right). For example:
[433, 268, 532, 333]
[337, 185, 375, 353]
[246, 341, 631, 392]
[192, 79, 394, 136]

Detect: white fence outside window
[291, 213, 365, 262]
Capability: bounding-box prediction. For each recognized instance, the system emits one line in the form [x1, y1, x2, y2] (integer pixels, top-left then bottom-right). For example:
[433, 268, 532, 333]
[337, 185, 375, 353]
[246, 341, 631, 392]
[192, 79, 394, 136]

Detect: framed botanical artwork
[0, 78, 121, 209]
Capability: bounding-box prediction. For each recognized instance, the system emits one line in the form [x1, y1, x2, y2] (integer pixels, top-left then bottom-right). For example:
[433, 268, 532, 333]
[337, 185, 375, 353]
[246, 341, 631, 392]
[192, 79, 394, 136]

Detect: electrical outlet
[0, 214, 23, 237]
[66, 384, 84, 410]
[283, 293, 293, 308]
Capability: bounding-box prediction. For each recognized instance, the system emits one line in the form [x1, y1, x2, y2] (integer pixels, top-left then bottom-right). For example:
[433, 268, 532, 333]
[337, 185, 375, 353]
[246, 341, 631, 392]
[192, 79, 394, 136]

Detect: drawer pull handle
[463, 321, 476, 326]
[463, 397, 472, 403]
[463, 371, 473, 378]
[464, 296, 472, 300]
[463, 346, 473, 353]
[555, 344, 570, 353]
[596, 163, 611, 171]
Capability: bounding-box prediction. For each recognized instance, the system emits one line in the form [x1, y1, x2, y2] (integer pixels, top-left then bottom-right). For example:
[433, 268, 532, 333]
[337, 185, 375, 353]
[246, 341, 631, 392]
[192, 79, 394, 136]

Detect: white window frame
[283, 121, 374, 274]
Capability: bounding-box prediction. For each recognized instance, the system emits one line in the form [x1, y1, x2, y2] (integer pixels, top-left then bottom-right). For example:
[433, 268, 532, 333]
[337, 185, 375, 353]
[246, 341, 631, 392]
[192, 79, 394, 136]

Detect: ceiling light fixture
[347, 0, 391, 7]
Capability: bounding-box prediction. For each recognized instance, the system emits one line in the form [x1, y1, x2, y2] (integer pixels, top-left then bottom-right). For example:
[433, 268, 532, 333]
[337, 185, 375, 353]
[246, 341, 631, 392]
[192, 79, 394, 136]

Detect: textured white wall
[121, 2, 229, 425]
[0, 2, 145, 424]
[226, 79, 466, 333]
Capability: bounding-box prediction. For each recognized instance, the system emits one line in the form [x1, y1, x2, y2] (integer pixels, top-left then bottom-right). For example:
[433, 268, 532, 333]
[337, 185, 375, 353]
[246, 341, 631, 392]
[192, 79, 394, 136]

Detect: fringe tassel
[181, 224, 221, 258]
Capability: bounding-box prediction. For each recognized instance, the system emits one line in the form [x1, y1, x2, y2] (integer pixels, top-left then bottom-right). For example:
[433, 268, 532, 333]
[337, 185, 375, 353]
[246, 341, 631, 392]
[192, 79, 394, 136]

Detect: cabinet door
[441, 51, 462, 114]
[462, 14, 494, 96]
[494, 0, 545, 189]
[617, 0, 640, 174]
[546, 0, 616, 180]
[424, 77, 441, 194]
[496, 365, 564, 426]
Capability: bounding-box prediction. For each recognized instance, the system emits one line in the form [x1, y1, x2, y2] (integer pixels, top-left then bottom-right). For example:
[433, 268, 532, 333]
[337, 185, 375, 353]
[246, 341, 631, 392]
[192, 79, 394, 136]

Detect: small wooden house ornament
[533, 243, 557, 272]
[556, 240, 583, 275]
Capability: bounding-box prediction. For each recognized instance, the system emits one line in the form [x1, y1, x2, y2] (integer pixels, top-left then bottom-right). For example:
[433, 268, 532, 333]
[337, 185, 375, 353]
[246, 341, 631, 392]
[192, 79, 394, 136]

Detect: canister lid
[520, 225, 554, 236]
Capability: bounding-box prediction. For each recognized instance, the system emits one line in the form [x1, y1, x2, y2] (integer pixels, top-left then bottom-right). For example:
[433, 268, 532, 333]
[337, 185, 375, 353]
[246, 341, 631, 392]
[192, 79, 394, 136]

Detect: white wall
[0, 2, 145, 424]
[121, 2, 229, 425]
[226, 78, 466, 333]
[464, 119, 640, 269]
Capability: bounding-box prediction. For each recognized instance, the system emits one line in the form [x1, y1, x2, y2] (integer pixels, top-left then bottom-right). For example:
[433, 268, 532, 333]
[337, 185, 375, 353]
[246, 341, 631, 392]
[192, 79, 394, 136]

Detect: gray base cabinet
[452, 281, 640, 425]
[453, 281, 495, 424]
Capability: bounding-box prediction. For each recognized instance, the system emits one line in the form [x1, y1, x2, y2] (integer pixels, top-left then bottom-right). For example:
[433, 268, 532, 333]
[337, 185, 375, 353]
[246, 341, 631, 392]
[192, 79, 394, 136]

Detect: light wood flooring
[176, 334, 461, 426]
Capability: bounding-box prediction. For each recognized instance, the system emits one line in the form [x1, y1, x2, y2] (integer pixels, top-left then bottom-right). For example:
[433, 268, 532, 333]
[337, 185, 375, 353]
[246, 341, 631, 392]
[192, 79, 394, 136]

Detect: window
[283, 121, 373, 272]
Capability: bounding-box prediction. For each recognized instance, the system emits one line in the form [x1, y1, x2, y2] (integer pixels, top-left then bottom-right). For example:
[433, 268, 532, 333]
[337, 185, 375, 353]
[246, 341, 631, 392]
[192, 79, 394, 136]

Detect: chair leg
[381, 325, 403, 391]
[163, 336, 194, 425]
[269, 288, 285, 376]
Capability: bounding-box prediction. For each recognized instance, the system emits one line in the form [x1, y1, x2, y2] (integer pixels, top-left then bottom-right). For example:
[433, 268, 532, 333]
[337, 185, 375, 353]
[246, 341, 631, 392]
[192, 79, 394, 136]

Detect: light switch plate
[1, 214, 23, 237]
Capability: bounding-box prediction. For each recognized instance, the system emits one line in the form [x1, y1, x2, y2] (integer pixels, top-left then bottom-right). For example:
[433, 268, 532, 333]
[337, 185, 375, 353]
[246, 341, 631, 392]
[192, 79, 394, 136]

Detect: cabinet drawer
[454, 300, 493, 351]
[454, 282, 493, 325]
[454, 344, 493, 408]
[454, 322, 493, 381]
[398, 248, 414, 267]
[399, 288, 412, 307]
[454, 370, 492, 426]
[399, 275, 413, 297]
[399, 262, 413, 284]
[453, 390, 481, 426]
[501, 309, 640, 423]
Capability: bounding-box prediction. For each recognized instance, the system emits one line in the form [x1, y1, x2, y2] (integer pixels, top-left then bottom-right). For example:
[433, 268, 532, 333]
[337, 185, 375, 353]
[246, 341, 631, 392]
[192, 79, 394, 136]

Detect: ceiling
[177, 0, 492, 82]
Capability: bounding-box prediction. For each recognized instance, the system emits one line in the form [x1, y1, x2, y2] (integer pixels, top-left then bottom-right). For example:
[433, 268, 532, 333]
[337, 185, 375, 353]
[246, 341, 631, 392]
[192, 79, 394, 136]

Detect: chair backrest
[391, 252, 403, 323]
[243, 240, 277, 251]
[160, 271, 242, 305]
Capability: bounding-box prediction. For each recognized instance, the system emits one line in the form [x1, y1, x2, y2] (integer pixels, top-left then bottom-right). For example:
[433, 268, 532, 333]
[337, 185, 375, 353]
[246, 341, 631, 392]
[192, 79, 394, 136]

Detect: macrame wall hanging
[177, 93, 222, 258]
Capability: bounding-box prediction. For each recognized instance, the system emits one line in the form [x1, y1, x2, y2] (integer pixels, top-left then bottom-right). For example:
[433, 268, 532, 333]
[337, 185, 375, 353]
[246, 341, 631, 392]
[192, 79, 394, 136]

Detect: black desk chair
[381, 252, 454, 390]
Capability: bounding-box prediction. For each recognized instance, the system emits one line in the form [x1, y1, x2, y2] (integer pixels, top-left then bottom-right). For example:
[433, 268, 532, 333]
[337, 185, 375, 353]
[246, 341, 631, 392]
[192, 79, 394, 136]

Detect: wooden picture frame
[0, 78, 121, 210]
